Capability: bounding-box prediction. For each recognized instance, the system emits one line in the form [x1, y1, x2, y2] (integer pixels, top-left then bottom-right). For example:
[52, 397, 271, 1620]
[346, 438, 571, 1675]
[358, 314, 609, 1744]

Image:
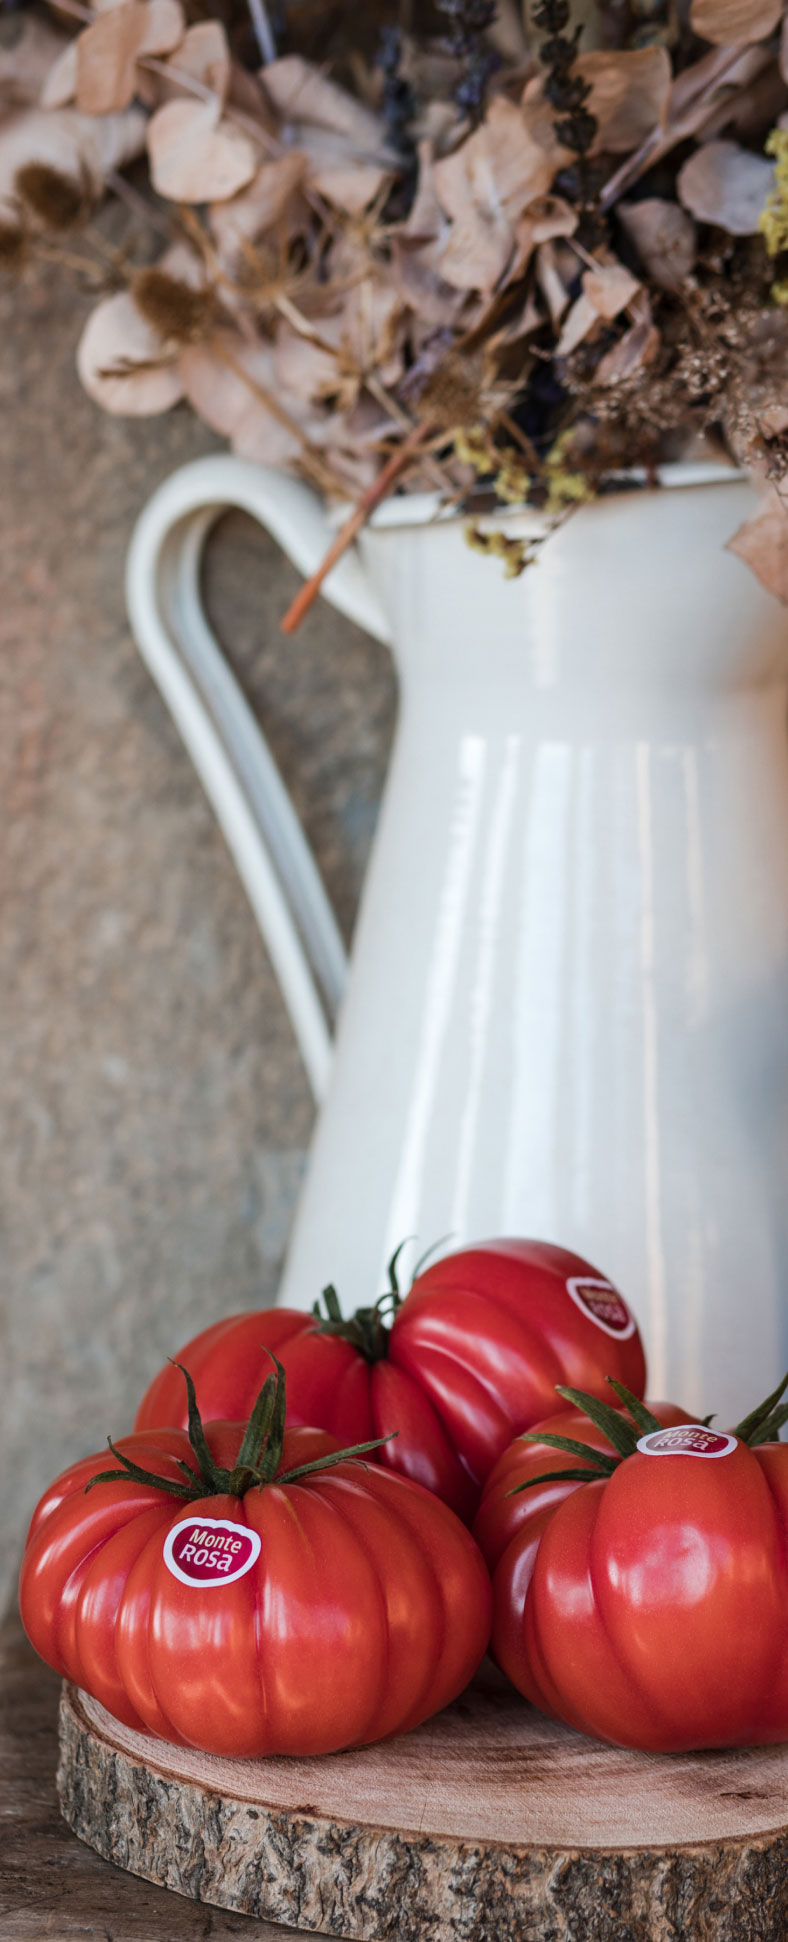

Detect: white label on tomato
[163, 1516, 261, 1587]
[566, 1276, 636, 1341]
[636, 1425, 738, 1459]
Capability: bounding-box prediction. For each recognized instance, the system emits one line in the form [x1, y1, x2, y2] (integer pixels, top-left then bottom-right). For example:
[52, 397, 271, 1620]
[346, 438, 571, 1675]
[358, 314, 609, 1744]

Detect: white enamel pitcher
[126, 458, 788, 1421]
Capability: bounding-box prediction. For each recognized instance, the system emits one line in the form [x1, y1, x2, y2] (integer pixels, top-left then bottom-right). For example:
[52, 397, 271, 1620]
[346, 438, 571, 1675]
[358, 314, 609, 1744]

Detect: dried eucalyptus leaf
[0, 16, 69, 105]
[689, 0, 782, 48]
[157, 20, 231, 106]
[677, 138, 774, 233]
[582, 261, 641, 318]
[556, 261, 639, 356]
[77, 289, 184, 413]
[595, 313, 660, 384]
[181, 335, 306, 466]
[261, 54, 384, 152]
[209, 152, 306, 261]
[40, 39, 77, 110]
[617, 197, 696, 290]
[578, 47, 672, 155]
[433, 97, 561, 294]
[668, 44, 770, 140]
[75, 0, 184, 117]
[727, 489, 788, 604]
[556, 292, 600, 356]
[148, 96, 258, 202]
[307, 155, 391, 214]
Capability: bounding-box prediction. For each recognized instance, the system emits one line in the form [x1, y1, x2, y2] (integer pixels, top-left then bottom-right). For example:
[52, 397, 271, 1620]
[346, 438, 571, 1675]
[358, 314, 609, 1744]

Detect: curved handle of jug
[125, 456, 392, 1105]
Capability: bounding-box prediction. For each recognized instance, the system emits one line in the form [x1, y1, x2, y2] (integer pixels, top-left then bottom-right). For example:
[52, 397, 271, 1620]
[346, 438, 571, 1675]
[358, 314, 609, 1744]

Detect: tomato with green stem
[135, 1238, 646, 1519]
[20, 1359, 492, 1758]
[475, 1373, 788, 1752]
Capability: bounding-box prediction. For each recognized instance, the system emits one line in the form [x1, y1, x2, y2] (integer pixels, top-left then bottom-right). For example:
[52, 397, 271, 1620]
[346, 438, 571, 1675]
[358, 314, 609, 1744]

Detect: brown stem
[280, 419, 434, 636]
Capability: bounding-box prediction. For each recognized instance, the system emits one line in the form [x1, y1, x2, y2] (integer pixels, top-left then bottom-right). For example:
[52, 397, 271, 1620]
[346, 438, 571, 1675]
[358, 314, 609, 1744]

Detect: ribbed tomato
[135, 1239, 647, 1519]
[20, 1365, 491, 1758]
[474, 1376, 788, 1752]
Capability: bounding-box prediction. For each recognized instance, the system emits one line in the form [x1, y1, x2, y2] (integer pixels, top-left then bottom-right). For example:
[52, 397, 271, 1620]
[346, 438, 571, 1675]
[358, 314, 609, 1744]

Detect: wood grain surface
[0, 1608, 315, 1940]
[58, 1663, 788, 1942]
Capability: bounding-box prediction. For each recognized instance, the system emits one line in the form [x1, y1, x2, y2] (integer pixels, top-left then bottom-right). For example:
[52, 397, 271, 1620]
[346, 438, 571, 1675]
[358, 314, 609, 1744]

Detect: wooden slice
[58, 1666, 788, 1941]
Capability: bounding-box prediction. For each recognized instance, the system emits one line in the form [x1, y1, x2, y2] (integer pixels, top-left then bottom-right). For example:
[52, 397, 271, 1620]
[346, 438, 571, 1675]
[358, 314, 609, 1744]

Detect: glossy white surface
[127, 464, 788, 1421]
[283, 477, 788, 1419]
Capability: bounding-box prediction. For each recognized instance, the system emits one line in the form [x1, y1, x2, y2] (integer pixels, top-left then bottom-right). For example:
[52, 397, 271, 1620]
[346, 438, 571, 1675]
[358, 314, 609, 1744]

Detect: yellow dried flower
[464, 523, 534, 578]
[760, 130, 788, 303]
[454, 423, 495, 473]
[543, 431, 594, 515]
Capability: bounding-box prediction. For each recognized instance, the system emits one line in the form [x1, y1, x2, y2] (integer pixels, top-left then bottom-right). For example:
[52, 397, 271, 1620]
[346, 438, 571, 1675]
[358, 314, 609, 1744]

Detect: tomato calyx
[85, 1356, 396, 1502]
[309, 1236, 450, 1363]
[507, 1369, 788, 1497]
[311, 1282, 392, 1364]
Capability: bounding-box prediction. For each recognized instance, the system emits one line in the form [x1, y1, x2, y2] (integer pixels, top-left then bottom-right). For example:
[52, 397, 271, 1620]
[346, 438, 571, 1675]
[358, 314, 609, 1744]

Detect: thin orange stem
[280, 420, 433, 636]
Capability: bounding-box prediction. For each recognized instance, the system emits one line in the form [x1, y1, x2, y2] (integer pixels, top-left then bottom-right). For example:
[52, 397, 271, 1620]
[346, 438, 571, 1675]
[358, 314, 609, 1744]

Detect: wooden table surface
[0, 1608, 317, 1941]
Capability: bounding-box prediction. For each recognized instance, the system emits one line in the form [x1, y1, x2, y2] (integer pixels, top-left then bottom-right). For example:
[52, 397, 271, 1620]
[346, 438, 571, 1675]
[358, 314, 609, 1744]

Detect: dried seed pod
[14, 162, 87, 230]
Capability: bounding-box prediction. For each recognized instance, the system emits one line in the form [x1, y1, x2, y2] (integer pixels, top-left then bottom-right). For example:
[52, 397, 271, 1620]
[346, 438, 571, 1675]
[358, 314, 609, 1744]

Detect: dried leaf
[727, 489, 788, 603]
[148, 97, 258, 202]
[617, 197, 696, 289]
[668, 43, 770, 140]
[261, 55, 384, 151]
[556, 261, 640, 356]
[257, 56, 393, 212]
[77, 289, 184, 413]
[40, 40, 78, 110]
[83, 104, 148, 177]
[75, 0, 184, 116]
[436, 200, 513, 293]
[277, 279, 405, 403]
[595, 314, 660, 384]
[690, 0, 782, 47]
[390, 237, 467, 326]
[209, 152, 306, 261]
[273, 322, 343, 405]
[157, 21, 231, 106]
[582, 262, 641, 318]
[577, 48, 672, 155]
[0, 16, 69, 105]
[180, 334, 305, 466]
[677, 138, 774, 233]
[307, 154, 390, 213]
[555, 292, 599, 356]
[402, 140, 444, 241]
[433, 96, 561, 293]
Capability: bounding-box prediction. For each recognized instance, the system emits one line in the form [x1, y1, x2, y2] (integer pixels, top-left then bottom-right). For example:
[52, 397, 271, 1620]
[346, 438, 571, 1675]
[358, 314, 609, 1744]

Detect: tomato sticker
[637, 1425, 738, 1459]
[566, 1277, 636, 1340]
[163, 1517, 261, 1587]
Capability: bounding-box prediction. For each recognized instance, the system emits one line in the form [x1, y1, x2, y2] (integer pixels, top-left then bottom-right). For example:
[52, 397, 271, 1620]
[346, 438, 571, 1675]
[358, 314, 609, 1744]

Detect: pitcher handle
[125, 456, 393, 1105]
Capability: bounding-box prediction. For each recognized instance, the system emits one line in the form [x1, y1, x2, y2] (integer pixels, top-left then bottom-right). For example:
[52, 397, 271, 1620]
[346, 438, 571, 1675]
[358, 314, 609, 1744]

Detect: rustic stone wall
[0, 256, 395, 1612]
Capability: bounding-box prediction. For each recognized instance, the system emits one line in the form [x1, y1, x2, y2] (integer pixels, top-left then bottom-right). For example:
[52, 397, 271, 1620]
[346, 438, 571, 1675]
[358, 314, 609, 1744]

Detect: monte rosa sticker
[566, 1277, 636, 1340]
[163, 1516, 261, 1587]
[637, 1425, 738, 1459]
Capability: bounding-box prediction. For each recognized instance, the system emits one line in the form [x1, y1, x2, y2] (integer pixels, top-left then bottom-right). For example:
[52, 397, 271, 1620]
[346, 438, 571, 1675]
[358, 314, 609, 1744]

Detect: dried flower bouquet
[2, 0, 788, 601]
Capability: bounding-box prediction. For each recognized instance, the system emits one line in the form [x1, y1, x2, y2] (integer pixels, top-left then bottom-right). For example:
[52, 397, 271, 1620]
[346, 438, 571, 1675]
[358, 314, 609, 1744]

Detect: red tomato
[20, 1407, 491, 1759]
[475, 1387, 788, 1752]
[473, 1398, 693, 1573]
[135, 1239, 646, 1519]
